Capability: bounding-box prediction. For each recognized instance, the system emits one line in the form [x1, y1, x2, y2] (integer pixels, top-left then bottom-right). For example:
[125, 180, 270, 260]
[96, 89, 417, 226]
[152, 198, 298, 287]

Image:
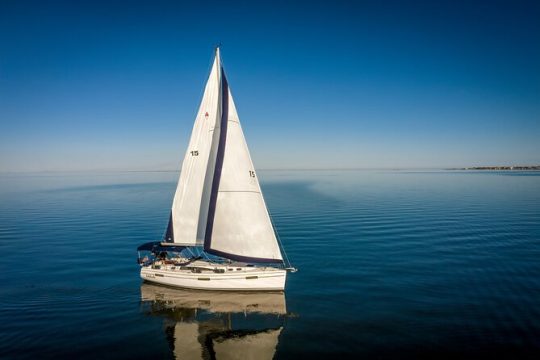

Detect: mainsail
[165, 50, 222, 245]
[166, 48, 283, 263]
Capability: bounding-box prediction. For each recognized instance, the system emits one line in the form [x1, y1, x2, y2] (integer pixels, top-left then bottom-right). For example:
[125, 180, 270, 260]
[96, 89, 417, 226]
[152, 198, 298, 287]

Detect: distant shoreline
[449, 166, 540, 171]
[2, 166, 540, 174]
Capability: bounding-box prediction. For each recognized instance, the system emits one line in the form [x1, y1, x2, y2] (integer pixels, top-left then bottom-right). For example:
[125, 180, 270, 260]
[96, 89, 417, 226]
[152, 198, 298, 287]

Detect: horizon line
[1, 165, 540, 175]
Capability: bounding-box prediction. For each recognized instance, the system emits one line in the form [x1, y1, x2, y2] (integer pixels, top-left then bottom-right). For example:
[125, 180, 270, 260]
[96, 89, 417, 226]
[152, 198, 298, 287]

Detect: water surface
[1, 170, 539, 358]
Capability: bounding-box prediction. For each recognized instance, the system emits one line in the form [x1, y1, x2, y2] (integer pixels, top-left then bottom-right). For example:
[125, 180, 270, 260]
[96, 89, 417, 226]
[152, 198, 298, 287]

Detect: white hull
[140, 260, 286, 291]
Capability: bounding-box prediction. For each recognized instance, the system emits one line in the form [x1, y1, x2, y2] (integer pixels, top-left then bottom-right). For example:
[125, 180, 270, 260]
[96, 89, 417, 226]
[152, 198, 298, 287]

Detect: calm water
[1, 170, 539, 359]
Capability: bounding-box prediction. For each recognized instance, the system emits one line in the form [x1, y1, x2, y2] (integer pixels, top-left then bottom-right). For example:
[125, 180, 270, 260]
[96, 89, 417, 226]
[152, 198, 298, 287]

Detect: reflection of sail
[171, 323, 283, 360]
[212, 328, 283, 360]
[173, 322, 203, 359]
[140, 284, 286, 359]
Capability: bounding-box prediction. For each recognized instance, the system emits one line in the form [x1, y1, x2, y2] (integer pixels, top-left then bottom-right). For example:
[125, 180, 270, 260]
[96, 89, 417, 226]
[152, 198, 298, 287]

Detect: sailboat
[137, 48, 295, 291]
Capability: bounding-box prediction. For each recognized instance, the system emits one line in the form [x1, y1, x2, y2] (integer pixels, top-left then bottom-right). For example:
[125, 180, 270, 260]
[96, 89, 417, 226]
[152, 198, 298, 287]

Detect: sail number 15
[249, 171, 256, 178]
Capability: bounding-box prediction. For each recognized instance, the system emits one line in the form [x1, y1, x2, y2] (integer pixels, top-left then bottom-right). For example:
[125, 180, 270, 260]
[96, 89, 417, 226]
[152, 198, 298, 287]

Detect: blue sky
[1, 0, 539, 171]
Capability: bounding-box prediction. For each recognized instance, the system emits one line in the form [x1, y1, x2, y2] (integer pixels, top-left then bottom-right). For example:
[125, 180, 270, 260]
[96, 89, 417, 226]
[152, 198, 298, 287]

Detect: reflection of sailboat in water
[141, 283, 287, 359]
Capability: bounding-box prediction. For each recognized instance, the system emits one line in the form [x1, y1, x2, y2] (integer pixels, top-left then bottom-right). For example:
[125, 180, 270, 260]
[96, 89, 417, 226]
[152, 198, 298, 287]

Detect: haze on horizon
[1, 1, 539, 173]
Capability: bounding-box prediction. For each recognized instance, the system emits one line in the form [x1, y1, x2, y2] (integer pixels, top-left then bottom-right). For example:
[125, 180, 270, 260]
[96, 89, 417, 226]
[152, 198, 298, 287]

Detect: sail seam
[217, 190, 261, 194]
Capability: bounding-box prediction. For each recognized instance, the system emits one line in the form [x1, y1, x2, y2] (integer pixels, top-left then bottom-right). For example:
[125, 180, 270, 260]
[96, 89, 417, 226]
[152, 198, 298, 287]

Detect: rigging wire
[268, 209, 297, 272]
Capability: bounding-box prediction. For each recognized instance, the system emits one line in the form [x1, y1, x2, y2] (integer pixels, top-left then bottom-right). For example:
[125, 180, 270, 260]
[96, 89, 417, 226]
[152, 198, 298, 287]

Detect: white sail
[204, 74, 283, 263]
[166, 50, 222, 245]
